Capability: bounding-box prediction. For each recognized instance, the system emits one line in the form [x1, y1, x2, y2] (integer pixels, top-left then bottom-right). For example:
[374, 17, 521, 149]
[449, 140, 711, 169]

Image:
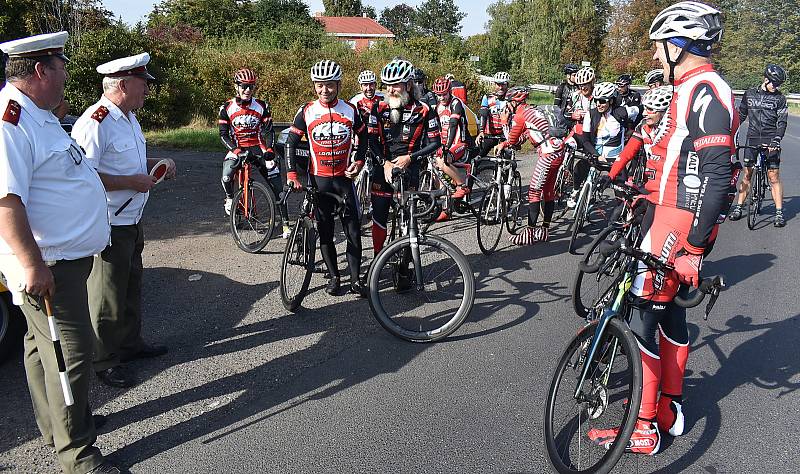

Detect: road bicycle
[278, 183, 345, 311]
[737, 144, 778, 230]
[475, 149, 524, 255]
[367, 168, 475, 342]
[229, 151, 276, 253]
[417, 150, 496, 220]
[568, 156, 614, 255]
[544, 205, 724, 474]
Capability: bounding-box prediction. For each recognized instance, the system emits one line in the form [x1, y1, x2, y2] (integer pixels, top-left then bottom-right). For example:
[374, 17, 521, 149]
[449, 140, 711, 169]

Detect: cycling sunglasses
[237, 83, 255, 90]
[595, 98, 611, 104]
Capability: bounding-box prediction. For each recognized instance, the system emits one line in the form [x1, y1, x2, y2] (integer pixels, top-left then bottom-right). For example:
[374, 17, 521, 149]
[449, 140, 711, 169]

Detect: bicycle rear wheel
[477, 184, 504, 255]
[572, 227, 626, 319]
[280, 219, 316, 311]
[354, 167, 372, 226]
[553, 165, 573, 221]
[544, 318, 642, 474]
[505, 171, 524, 234]
[569, 182, 591, 254]
[367, 234, 475, 342]
[746, 168, 760, 230]
[230, 181, 276, 253]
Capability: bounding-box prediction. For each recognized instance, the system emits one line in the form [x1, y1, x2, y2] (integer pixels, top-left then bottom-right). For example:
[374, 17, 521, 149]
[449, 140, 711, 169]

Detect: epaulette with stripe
[2, 100, 21, 125]
[91, 105, 110, 123]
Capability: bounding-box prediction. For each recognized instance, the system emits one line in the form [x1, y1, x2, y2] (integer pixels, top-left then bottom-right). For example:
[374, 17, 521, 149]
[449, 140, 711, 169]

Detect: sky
[103, 0, 489, 37]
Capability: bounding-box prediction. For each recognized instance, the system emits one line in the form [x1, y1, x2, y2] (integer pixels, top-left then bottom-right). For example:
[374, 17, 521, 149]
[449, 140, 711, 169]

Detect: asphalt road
[2, 116, 800, 473]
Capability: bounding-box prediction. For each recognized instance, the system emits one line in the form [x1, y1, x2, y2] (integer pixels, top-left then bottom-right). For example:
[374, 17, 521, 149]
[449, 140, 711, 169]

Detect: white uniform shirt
[72, 96, 149, 225]
[0, 83, 110, 261]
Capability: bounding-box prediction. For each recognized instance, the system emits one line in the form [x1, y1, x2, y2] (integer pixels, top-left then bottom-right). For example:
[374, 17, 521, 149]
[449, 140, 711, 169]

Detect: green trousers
[18, 257, 104, 474]
[88, 224, 145, 371]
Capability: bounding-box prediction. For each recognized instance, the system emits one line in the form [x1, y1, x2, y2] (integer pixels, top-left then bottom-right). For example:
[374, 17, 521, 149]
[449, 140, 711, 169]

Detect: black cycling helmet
[412, 68, 426, 83]
[564, 64, 579, 75]
[764, 64, 787, 86]
[615, 74, 633, 86]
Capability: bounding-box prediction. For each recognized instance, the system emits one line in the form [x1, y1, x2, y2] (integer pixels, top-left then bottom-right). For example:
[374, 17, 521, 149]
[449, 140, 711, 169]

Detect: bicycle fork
[407, 198, 425, 290]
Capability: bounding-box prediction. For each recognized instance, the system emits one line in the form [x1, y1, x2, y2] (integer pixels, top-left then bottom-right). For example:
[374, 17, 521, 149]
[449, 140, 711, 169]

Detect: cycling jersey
[350, 92, 385, 124]
[554, 81, 577, 115]
[614, 90, 643, 127]
[578, 105, 630, 159]
[739, 86, 788, 147]
[436, 96, 468, 160]
[285, 98, 367, 177]
[419, 90, 438, 109]
[218, 97, 274, 153]
[450, 80, 467, 104]
[646, 64, 738, 250]
[479, 94, 507, 136]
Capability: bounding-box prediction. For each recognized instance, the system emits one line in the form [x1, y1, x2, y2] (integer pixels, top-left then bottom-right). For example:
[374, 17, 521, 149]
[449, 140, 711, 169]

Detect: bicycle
[229, 151, 276, 253]
[278, 183, 346, 311]
[552, 142, 578, 221]
[353, 150, 375, 227]
[367, 168, 475, 342]
[736, 144, 778, 230]
[568, 156, 614, 255]
[475, 149, 524, 255]
[417, 150, 496, 220]
[544, 225, 724, 474]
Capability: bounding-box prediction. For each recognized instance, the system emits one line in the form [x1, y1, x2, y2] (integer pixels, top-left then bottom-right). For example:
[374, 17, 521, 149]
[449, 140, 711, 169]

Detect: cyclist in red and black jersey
[432, 76, 470, 222]
[350, 70, 384, 125]
[368, 59, 441, 254]
[219, 68, 288, 235]
[445, 73, 467, 104]
[477, 71, 510, 156]
[285, 60, 368, 297]
[495, 87, 566, 245]
[588, 2, 739, 455]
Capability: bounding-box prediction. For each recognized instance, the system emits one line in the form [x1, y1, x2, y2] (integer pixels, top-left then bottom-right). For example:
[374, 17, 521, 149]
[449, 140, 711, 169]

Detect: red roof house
[315, 15, 395, 52]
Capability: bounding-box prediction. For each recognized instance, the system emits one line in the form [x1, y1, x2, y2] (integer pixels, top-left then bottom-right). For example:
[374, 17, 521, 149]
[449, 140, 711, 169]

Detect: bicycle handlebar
[280, 182, 347, 214]
[580, 238, 725, 311]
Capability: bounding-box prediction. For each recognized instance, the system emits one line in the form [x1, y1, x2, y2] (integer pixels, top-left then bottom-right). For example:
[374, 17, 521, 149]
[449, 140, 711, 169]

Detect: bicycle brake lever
[703, 276, 725, 321]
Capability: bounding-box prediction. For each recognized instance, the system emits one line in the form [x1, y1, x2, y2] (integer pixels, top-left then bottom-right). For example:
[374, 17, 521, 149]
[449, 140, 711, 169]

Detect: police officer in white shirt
[72, 53, 176, 389]
[0, 32, 118, 474]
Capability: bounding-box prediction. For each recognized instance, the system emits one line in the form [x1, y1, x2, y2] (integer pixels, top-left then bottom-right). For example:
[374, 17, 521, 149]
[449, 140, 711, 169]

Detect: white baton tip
[59, 372, 74, 406]
[47, 316, 60, 341]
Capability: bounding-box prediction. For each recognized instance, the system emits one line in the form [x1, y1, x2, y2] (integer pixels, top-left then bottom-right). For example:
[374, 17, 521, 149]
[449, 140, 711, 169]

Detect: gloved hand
[673, 247, 703, 288]
[597, 174, 612, 190]
[286, 171, 303, 191]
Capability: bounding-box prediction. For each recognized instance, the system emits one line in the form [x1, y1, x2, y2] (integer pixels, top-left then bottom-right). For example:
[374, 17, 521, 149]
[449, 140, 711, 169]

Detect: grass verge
[789, 101, 800, 116]
[145, 127, 225, 151]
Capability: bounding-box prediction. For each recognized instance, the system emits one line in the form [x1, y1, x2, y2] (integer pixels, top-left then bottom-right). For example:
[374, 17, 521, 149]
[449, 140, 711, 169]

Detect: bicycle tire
[746, 168, 759, 230]
[477, 184, 504, 255]
[544, 318, 642, 474]
[230, 181, 276, 253]
[367, 234, 475, 342]
[572, 226, 625, 318]
[569, 181, 591, 254]
[505, 171, 524, 234]
[354, 167, 372, 226]
[280, 218, 316, 311]
[553, 165, 572, 221]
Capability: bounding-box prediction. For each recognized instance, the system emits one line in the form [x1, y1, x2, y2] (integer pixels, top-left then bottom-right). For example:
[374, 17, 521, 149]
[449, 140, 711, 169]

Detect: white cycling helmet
[575, 66, 596, 85]
[381, 59, 415, 85]
[645, 69, 665, 85]
[358, 70, 377, 84]
[311, 60, 342, 82]
[649, 1, 723, 42]
[593, 82, 617, 100]
[641, 86, 673, 112]
[493, 71, 510, 84]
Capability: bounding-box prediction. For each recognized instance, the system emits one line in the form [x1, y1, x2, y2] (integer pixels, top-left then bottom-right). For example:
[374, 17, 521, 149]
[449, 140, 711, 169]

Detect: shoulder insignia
[91, 105, 110, 123]
[2, 100, 21, 125]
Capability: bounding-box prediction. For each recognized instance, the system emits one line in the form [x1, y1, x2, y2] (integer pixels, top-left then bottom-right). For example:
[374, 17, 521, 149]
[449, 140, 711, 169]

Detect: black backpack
[537, 104, 570, 139]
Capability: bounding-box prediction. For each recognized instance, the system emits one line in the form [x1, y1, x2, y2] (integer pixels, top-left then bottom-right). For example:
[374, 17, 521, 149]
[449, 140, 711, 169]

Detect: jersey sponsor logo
[693, 134, 731, 150]
[692, 87, 713, 133]
[653, 232, 678, 291]
[683, 151, 701, 189]
[310, 121, 351, 148]
[231, 114, 260, 131]
[428, 118, 437, 129]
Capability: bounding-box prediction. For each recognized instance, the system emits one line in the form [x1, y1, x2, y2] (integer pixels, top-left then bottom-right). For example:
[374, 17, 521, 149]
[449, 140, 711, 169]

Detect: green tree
[379, 4, 419, 41]
[0, 0, 32, 43]
[415, 0, 466, 38]
[148, 0, 250, 38]
[362, 5, 377, 19]
[323, 0, 363, 17]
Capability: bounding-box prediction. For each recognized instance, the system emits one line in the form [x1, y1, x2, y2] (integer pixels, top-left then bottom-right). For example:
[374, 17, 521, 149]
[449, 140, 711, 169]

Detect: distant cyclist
[285, 60, 368, 297]
[495, 87, 566, 246]
[645, 69, 665, 89]
[413, 68, 437, 108]
[350, 69, 384, 125]
[554, 64, 579, 116]
[728, 64, 788, 227]
[613, 73, 643, 129]
[477, 71, 510, 156]
[432, 76, 470, 221]
[445, 73, 468, 104]
[219, 68, 290, 237]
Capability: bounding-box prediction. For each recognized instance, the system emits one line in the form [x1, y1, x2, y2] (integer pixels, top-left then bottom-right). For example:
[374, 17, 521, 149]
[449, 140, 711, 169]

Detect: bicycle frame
[235, 161, 253, 218]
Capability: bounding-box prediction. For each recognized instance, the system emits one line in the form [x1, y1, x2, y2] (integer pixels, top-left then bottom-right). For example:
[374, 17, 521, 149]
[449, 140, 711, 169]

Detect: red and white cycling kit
[436, 96, 468, 163]
[350, 92, 385, 124]
[219, 98, 274, 155]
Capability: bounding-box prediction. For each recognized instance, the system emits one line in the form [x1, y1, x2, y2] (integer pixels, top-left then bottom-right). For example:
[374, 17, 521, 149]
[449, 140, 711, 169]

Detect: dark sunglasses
[595, 98, 611, 104]
[237, 83, 255, 90]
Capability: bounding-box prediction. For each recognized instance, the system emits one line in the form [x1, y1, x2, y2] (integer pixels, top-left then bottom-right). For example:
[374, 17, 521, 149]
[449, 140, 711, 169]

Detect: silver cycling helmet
[593, 81, 617, 100]
[493, 71, 511, 84]
[641, 86, 673, 112]
[575, 66, 596, 85]
[381, 59, 415, 85]
[649, 1, 723, 42]
[645, 69, 665, 85]
[358, 69, 377, 84]
[311, 59, 342, 82]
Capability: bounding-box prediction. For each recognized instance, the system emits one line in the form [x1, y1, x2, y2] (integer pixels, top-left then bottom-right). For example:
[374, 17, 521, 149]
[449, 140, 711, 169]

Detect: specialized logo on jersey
[692, 87, 713, 133]
[310, 120, 351, 148]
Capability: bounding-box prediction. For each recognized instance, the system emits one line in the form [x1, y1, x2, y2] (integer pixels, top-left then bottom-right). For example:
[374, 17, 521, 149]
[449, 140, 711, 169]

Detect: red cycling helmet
[506, 86, 529, 103]
[234, 68, 257, 85]
[432, 77, 452, 94]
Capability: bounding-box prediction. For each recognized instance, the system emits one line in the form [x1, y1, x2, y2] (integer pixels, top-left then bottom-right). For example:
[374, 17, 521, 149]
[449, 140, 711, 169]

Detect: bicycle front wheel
[230, 181, 276, 253]
[477, 184, 504, 255]
[280, 219, 316, 311]
[572, 227, 626, 319]
[746, 168, 760, 230]
[569, 182, 591, 254]
[367, 234, 475, 342]
[505, 171, 524, 234]
[544, 318, 642, 474]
